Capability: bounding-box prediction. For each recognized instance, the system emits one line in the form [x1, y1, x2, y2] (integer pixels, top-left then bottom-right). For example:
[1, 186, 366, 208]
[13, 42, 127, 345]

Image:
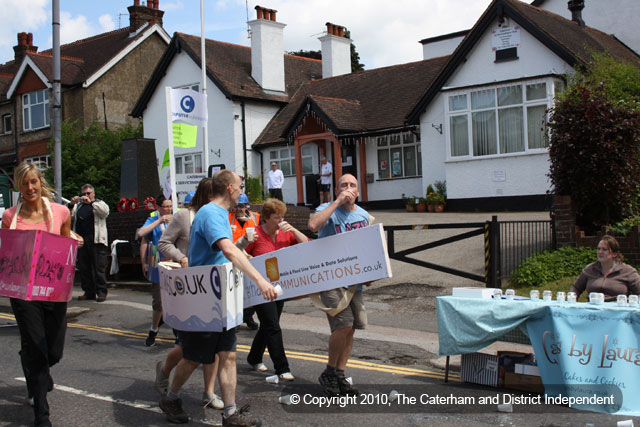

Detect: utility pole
[52, 0, 62, 203]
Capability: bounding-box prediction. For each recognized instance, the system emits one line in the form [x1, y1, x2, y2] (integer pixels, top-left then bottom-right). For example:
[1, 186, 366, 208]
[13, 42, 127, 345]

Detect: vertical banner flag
[170, 88, 207, 126]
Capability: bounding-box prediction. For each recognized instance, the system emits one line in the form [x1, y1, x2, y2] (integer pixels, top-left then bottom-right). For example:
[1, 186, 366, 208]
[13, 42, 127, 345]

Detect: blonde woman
[1, 162, 79, 427]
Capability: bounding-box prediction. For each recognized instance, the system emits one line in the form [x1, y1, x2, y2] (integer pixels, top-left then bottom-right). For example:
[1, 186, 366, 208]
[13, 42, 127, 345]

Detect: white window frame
[269, 145, 313, 177]
[444, 77, 562, 161]
[174, 153, 203, 174]
[2, 114, 11, 134]
[22, 89, 50, 131]
[373, 131, 421, 180]
[25, 155, 51, 170]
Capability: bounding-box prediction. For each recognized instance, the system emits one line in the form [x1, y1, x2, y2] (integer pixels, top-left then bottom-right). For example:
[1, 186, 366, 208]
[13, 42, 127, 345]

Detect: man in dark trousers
[69, 184, 110, 302]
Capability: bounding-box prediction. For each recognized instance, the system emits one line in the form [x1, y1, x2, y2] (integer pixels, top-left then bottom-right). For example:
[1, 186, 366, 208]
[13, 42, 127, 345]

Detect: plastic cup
[497, 403, 513, 413]
[345, 377, 353, 385]
[556, 291, 566, 302]
[530, 290, 540, 301]
[274, 284, 283, 297]
[491, 290, 502, 300]
[278, 221, 287, 231]
[628, 295, 639, 306]
[389, 390, 399, 402]
[617, 295, 628, 306]
[266, 375, 279, 384]
[567, 292, 577, 303]
[589, 292, 604, 305]
[246, 227, 255, 240]
[278, 395, 292, 405]
[505, 289, 515, 300]
[542, 290, 553, 302]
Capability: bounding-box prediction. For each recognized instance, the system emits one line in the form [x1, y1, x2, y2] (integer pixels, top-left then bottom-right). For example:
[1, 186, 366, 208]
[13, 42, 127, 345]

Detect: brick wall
[553, 195, 640, 264]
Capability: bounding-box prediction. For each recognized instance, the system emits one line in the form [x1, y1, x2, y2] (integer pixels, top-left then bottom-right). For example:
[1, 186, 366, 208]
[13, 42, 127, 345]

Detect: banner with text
[244, 224, 392, 307]
[526, 306, 637, 415]
[170, 88, 207, 126]
[0, 229, 78, 302]
[158, 263, 243, 332]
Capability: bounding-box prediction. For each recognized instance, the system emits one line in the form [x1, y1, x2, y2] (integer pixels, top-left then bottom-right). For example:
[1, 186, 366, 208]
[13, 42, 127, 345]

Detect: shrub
[426, 185, 435, 195]
[509, 247, 596, 288]
[244, 175, 264, 204]
[434, 180, 447, 198]
[609, 215, 640, 236]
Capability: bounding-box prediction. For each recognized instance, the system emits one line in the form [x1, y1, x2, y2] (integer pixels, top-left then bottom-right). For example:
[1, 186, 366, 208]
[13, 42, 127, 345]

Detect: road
[1, 284, 636, 427]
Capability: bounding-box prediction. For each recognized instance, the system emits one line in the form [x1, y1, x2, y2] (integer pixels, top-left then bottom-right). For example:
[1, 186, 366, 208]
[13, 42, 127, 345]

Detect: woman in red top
[1, 162, 77, 427]
[244, 198, 308, 380]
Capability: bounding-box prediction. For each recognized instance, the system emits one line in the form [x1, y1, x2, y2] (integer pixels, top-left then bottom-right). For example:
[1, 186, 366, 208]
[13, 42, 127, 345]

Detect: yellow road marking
[0, 313, 459, 381]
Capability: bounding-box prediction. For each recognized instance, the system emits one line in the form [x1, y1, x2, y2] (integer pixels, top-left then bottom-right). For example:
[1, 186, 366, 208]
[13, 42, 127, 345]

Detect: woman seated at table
[570, 235, 640, 302]
[244, 198, 309, 380]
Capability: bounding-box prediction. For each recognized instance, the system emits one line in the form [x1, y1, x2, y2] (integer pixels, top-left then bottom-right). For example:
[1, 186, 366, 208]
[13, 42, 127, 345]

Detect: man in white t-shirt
[319, 157, 332, 203]
[267, 162, 284, 201]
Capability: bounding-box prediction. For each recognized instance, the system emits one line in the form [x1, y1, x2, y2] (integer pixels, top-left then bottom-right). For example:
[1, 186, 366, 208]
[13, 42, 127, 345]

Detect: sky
[0, 0, 496, 70]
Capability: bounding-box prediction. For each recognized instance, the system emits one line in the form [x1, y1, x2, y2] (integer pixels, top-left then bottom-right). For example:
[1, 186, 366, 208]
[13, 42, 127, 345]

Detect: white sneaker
[202, 392, 224, 410]
[278, 372, 295, 381]
[251, 363, 268, 372]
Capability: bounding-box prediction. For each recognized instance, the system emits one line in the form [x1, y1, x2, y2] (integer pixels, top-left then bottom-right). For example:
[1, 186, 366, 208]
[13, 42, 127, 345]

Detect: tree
[344, 30, 364, 72]
[287, 49, 321, 60]
[45, 120, 143, 209]
[548, 54, 640, 230]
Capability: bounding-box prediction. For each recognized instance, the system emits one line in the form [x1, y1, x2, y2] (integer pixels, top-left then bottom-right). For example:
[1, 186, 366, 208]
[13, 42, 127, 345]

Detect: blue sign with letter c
[180, 95, 195, 113]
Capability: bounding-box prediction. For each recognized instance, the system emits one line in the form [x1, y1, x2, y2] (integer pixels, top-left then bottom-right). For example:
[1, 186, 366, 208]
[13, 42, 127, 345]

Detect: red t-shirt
[245, 225, 300, 257]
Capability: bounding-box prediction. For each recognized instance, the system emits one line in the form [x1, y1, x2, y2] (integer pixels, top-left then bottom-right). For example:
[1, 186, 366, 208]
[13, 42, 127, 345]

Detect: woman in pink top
[1, 162, 75, 427]
[244, 198, 309, 380]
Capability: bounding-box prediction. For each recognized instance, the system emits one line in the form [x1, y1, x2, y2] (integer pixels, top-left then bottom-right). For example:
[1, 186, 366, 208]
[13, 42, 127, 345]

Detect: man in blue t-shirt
[159, 170, 276, 426]
[308, 173, 370, 398]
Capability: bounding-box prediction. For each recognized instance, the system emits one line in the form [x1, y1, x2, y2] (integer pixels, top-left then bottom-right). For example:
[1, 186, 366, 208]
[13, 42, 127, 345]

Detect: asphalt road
[1, 285, 637, 427]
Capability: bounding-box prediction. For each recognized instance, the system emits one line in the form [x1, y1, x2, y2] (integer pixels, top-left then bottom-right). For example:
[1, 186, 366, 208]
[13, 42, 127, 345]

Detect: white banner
[244, 224, 392, 307]
[158, 263, 243, 332]
[170, 88, 208, 126]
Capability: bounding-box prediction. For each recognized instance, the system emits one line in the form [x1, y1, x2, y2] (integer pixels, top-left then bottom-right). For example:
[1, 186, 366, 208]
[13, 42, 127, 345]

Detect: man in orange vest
[228, 193, 260, 329]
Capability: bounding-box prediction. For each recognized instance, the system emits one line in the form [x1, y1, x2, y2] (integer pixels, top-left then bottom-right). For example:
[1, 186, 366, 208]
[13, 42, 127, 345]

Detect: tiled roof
[253, 55, 450, 146]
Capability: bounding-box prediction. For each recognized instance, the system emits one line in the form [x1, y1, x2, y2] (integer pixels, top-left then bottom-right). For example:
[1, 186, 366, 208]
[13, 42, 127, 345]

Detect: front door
[341, 144, 357, 177]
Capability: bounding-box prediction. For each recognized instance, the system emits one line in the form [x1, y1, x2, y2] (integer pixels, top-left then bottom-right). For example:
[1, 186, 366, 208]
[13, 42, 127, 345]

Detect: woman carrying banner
[244, 198, 309, 380]
[1, 162, 81, 427]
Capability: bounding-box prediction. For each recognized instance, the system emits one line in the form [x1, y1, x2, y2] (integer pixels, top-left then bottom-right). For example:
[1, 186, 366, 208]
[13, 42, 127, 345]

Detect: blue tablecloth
[436, 296, 640, 416]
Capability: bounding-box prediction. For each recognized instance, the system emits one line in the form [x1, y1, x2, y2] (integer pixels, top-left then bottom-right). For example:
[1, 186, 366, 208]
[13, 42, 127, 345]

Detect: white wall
[537, 0, 640, 54]
[422, 35, 466, 60]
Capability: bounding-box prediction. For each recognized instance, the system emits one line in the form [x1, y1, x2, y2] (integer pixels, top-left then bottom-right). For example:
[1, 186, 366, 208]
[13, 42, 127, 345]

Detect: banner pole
[165, 87, 178, 212]
[200, 0, 209, 172]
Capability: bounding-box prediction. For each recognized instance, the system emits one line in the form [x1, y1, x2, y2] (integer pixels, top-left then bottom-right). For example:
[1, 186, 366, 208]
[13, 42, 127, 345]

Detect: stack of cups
[567, 292, 577, 303]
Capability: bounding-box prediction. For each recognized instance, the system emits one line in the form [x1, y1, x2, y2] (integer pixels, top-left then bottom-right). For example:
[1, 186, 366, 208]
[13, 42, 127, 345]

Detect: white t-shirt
[320, 162, 332, 185]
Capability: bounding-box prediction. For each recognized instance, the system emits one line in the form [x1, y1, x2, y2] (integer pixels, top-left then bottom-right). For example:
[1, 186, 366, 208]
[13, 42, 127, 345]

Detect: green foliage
[287, 49, 322, 60]
[401, 193, 417, 206]
[45, 120, 142, 209]
[548, 55, 640, 230]
[245, 175, 264, 204]
[609, 215, 640, 236]
[426, 184, 435, 195]
[434, 180, 447, 198]
[509, 247, 596, 288]
[426, 192, 444, 206]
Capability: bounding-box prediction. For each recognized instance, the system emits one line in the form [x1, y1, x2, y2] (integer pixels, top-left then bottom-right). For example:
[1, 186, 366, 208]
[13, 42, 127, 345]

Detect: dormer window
[23, 89, 50, 131]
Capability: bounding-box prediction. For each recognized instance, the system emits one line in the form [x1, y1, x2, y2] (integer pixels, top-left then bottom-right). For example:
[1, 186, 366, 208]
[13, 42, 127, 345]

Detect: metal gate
[498, 218, 555, 281]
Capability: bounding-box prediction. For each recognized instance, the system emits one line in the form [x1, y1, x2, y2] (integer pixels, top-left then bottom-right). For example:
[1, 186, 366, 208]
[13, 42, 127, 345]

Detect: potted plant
[402, 193, 417, 212]
[426, 192, 439, 212]
[417, 197, 427, 212]
[433, 193, 446, 212]
[433, 180, 447, 212]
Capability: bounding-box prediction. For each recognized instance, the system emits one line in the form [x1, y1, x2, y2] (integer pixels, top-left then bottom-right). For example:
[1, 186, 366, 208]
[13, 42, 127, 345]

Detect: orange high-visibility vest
[228, 211, 260, 242]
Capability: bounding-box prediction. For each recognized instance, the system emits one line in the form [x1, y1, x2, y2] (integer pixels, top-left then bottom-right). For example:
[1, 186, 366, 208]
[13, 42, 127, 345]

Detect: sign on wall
[491, 26, 521, 51]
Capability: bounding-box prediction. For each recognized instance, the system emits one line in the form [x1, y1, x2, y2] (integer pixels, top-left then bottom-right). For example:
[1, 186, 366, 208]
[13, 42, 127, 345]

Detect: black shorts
[180, 328, 237, 364]
[319, 184, 331, 192]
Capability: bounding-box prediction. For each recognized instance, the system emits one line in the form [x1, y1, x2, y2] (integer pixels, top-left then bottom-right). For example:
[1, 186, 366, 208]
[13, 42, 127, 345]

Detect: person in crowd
[159, 170, 277, 426]
[570, 235, 640, 302]
[156, 179, 223, 410]
[244, 198, 308, 380]
[2, 162, 82, 427]
[137, 195, 173, 347]
[267, 161, 284, 201]
[308, 174, 370, 397]
[319, 156, 333, 204]
[69, 184, 110, 302]
[228, 193, 260, 330]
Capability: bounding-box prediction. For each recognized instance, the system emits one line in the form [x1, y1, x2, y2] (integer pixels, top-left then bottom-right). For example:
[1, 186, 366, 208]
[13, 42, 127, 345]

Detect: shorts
[151, 282, 162, 312]
[180, 328, 237, 364]
[319, 184, 331, 192]
[320, 288, 367, 332]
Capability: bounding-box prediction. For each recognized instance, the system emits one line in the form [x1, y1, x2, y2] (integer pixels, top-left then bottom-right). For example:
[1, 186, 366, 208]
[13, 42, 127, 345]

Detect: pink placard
[0, 229, 78, 302]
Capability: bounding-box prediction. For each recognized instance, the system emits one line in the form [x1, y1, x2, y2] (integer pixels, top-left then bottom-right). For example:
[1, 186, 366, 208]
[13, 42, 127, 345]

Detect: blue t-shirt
[315, 203, 370, 238]
[141, 213, 168, 283]
[188, 202, 232, 267]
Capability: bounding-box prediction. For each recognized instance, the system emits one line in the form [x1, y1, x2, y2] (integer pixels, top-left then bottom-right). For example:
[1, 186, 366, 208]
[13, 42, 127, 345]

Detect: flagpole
[200, 0, 209, 173]
[165, 87, 178, 213]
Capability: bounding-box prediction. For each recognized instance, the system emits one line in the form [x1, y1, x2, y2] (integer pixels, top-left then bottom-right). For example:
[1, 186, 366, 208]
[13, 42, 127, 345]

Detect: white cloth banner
[244, 224, 392, 307]
[170, 88, 208, 126]
[158, 263, 243, 332]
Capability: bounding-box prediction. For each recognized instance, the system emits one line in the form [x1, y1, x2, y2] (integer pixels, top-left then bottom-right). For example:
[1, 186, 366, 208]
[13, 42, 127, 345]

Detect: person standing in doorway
[319, 156, 333, 204]
[267, 162, 284, 201]
[69, 184, 110, 302]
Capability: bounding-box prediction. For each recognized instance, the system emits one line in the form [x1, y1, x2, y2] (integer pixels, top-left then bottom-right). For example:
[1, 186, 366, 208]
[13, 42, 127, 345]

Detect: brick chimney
[568, 0, 585, 28]
[128, 0, 164, 31]
[248, 5, 286, 92]
[14, 32, 38, 64]
[318, 23, 351, 78]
